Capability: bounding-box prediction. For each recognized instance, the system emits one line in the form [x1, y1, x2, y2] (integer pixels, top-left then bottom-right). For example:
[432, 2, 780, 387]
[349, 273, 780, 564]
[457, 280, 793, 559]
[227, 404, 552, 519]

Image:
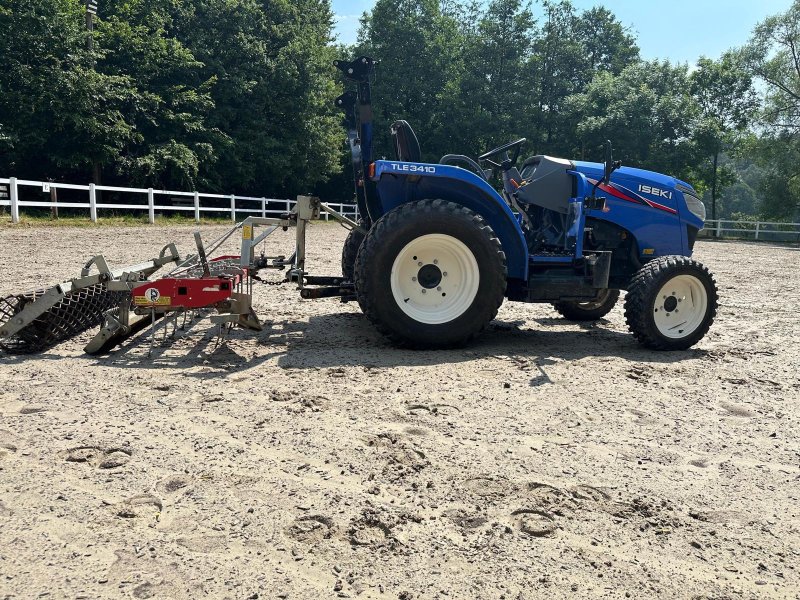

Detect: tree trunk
[50, 184, 58, 219]
[711, 151, 718, 223]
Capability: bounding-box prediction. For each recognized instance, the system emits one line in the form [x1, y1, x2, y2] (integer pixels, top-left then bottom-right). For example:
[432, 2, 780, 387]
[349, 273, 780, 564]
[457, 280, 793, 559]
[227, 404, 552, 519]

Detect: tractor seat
[391, 120, 421, 162]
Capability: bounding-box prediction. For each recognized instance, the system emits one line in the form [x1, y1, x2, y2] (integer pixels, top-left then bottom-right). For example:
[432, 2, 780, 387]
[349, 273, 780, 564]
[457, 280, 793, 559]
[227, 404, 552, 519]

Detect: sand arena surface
[0, 223, 798, 599]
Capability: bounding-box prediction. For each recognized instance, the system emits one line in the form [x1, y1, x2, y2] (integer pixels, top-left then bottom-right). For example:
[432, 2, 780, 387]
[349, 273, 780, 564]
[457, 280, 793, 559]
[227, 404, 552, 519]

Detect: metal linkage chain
[256, 276, 287, 287]
[0, 285, 128, 354]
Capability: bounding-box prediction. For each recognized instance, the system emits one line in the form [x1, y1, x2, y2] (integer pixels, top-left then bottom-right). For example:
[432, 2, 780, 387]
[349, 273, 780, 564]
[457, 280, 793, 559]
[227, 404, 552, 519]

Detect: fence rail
[702, 219, 800, 243]
[0, 177, 358, 223]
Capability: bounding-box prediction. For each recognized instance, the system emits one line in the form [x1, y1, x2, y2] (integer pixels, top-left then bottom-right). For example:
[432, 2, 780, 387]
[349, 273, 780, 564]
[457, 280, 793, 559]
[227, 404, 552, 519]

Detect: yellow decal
[133, 287, 171, 306]
[642, 248, 655, 255]
[133, 295, 172, 306]
[242, 225, 253, 241]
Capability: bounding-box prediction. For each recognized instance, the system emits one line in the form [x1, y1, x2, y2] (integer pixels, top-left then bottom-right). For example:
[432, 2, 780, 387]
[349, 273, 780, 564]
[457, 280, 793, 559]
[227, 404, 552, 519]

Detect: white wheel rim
[653, 274, 708, 339]
[390, 234, 480, 325]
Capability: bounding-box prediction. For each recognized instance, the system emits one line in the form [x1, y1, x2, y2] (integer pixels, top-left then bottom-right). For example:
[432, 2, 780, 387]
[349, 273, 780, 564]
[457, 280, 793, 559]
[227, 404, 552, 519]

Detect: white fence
[702, 219, 800, 243]
[0, 177, 358, 223]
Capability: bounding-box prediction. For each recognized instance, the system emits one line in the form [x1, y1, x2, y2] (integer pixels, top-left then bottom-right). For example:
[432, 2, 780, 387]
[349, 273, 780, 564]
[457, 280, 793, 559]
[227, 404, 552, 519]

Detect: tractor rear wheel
[355, 199, 506, 348]
[552, 289, 619, 321]
[341, 221, 367, 281]
[624, 256, 718, 350]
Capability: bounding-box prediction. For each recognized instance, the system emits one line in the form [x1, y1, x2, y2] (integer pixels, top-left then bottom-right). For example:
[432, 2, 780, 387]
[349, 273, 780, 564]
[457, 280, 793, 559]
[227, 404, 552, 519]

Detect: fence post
[147, 188, 155, 224]
[194, 191, 200, 224]
[286, 199, 291, 214]
[89, 183, 97, 222]
[754, 221, 760, 240]
[9, 177, 19, 223]
[230, 195, 236, 222]
[261, 198, 266, 218]
[716, 220, 722, 238]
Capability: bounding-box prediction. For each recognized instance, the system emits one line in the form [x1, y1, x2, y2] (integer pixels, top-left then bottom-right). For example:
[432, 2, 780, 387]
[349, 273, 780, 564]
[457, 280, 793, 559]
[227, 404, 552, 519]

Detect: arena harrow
[0, 197, 360, 356]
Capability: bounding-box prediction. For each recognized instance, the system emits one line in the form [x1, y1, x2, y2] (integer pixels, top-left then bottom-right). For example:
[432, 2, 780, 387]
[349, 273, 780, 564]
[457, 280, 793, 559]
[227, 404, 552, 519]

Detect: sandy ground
[0, 223, 798, 600]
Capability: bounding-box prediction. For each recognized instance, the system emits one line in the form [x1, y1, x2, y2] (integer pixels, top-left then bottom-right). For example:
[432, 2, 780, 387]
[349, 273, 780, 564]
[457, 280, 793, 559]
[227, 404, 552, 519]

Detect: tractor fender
[371, 161, 529, 281]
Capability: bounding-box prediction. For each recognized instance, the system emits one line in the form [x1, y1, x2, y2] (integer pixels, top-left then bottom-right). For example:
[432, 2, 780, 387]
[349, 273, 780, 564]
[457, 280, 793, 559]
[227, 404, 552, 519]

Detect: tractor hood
[572, 160, 703, 227]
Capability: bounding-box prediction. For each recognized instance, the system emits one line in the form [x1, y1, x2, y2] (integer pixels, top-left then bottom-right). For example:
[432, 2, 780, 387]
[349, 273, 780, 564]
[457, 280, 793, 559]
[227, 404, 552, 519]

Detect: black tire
[624, 256, 718, 350]
[553, 289, 620, 321]
[354, 199, 506, 348]
[341, 221, 367, 281]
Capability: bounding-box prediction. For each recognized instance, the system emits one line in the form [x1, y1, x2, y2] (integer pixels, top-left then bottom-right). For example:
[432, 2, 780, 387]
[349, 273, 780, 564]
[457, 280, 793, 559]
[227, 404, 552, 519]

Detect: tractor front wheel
[355, 200, 506, 348]
[624, 256, 718, 350]
[553, 289, 620, 321]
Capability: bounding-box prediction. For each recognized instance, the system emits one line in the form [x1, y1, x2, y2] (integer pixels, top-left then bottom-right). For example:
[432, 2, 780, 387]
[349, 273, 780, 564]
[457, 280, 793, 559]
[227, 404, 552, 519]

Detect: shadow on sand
[51, 308, 709, 382]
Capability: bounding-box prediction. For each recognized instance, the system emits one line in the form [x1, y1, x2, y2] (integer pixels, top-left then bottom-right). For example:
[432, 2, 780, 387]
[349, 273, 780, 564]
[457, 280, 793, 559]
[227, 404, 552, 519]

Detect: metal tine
[148, 309, 156, 357]
[169, 312, 181, 339]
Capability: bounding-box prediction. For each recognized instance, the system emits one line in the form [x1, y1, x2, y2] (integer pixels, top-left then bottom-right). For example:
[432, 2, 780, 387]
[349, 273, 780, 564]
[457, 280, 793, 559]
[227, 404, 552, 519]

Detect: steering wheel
[479, 138, 526, 169]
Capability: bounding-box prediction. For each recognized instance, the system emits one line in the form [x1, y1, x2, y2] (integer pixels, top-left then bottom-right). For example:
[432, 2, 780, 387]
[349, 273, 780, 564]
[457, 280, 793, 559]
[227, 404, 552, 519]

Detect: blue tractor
[335, 57, 718, 351]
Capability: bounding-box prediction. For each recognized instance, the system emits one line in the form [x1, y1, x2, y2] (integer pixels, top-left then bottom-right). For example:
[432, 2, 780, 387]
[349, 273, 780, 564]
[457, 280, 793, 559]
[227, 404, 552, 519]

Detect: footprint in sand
[720, 402, 755, 418]
[0, 429, 18, 459]
[689, 458, 712, 468]
[115, 494, 163, 522]
[461, 475, 516, 498]
[568, 484, 611, 503]
[65, 445, 132, 469]
[348, 514, 393, 548]
[157, 475, 191, 494]
[510, 509, 557, 537]
[285, 515, 335, 543]
[365, 432, 428, 479]
[443, 508, 488, 531]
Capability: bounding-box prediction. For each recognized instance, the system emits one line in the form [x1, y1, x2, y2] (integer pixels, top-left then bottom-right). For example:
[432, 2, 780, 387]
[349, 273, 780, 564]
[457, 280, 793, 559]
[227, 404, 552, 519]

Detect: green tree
[690, 53, 757, 220]
[0, 0, 134, 180]
[356, 0, 466, 161]
[96, 0, 220, 189]
[445, 0, 534, 153]
[574, 6, 639, 77]
[175, 0, 342, 196]
[524, 1, 639, 155]
[742, 0, 800, 219]
[566, 60, 698, 175]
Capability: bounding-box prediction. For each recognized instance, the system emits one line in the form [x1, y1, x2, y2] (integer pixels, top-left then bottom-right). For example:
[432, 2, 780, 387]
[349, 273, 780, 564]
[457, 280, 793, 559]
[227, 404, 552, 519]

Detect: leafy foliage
[1, 0, 799, 222]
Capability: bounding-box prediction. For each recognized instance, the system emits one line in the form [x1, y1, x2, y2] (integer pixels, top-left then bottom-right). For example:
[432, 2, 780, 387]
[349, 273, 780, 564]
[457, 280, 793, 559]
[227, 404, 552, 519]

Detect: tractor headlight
[683, 192, 706, 222]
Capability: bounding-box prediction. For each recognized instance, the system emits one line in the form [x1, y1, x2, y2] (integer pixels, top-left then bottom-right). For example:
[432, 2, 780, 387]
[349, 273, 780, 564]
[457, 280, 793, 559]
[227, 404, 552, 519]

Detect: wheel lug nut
[421, 289, 426, 294]
[437, 286, 442, 291]
[417, 261, 423, 267]
[433, 259, 438, 265]
[443, 272, 448, 277]
[412, 277, 417, 282]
